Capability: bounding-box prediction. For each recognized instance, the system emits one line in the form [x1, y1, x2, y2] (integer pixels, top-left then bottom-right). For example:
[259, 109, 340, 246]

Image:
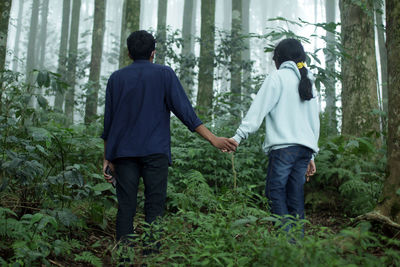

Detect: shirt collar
[133, 59, 152, 64]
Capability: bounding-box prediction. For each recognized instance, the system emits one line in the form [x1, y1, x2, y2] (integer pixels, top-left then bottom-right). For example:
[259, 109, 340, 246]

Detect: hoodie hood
[279, 60, 315, 82]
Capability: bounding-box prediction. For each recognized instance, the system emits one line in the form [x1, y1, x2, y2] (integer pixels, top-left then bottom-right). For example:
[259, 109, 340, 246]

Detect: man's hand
[211, 136, 238, 152]
[306, 160, 316, 182]
[220, 138, 239, 153]
[103, 159, 115, 183]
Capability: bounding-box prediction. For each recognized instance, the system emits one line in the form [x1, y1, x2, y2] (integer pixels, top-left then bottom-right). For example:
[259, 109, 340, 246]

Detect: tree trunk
[12, 0, 24, 72]
[0, 0, 11, 72]
[180, 0, 196, 98]
[374, 0, 388, 122]
[339, 0, 380, 136]
[84, 0, 106, 124]
[374, 0, 400, 225]
[324, 0, 338, 135]
[241, 0, 250, 95]
[119, 0, 140, 68]
[26, 0, 40, 87]
[156, 0, 168, 65]
[54, 0, 71, 112]
[196, 0, 215, 118]
[64, 0, 81, 124]
[0, 0, 11, 113]
[230, 0, 242, 118]
[38, 0, 49, 70]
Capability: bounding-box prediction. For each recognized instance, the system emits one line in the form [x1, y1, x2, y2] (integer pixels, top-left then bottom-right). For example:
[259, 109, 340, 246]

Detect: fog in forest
[5, 0, 342, 122]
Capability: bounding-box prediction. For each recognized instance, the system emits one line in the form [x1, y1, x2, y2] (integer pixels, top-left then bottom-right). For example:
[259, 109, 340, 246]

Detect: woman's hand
[306, 160, 316, 182]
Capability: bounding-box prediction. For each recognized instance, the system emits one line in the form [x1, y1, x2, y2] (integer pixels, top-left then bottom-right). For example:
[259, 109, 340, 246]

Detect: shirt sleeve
[100, 76, 114, 140]
[165, 68, 203, 132]
[232, 73, 281, 144]
[311, 86, 320, 160]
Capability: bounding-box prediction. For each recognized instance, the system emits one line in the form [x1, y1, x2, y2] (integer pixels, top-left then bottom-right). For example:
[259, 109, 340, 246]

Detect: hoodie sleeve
[232, 73, 281, 144]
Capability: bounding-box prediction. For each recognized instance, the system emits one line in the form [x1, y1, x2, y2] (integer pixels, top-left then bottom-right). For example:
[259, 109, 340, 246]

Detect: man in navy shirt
[102, 31, 237, 245]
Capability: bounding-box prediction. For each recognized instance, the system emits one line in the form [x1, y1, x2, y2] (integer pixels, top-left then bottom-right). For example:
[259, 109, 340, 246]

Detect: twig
[231, 153, 237, 189]
[48, 259, 64, 267]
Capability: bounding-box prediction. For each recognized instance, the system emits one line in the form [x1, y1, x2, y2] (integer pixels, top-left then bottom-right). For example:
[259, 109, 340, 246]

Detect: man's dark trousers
[113, 154, 169, 241]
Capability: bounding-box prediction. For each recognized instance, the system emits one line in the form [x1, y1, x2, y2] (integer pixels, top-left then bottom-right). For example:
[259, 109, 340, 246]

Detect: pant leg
[265, 148, 296, 217]
[113, 157, 141, 241]
[140, 154, 169, 224]
[286, 147, 312, 220]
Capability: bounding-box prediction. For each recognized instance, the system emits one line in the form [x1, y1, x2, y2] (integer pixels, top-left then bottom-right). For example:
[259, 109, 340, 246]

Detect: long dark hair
[272, 38, 313, 101]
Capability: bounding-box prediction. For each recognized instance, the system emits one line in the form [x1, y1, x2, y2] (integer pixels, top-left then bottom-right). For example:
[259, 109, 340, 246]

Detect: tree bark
[374, 0, 400, 225]
[26, 0, 40, 87]
[156, 0, 168, 65]
[64, 0, 81, 124]
[230, 0, 242, 118]
[324, 0, 338, 135]
[0, 0, 11, 72]
[119, 0, 140, 68]
[12, 0, 24, 72]
[241, 0, 250, 95]
[339, 0, 380, 136]
[180, 0, 196, 98]
[84, 0, 106, 124]
[196, 0, 215, 118]
[374, 0, 388, 121]
[54, 0, 71, 112]
[38, 0, 49, 70]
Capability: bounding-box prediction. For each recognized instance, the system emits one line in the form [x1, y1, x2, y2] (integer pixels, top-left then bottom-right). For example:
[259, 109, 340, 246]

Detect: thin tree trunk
[54, 0, 71, 112]
[180, 0, 195, 98]
[339, 0, 380, 136]
[374, 0, 400, 225]
[12, 0, 24, 72]
[196, 0, 215, 118]
[38, 0, 49, 70]
[324, 0, 337, 135]
[156, 0, 168, 65]
[26, 0, 40, 86]
[374, 0, 388, 121]
[0, 0, 12, 113]
[0, 0, 11, 72]
[230, 0, 242, 118]
[119, 0, 140, 68]
[64, 0, 81, 124]
[242, 0, 250, 95]
[84, 0, 106, 124]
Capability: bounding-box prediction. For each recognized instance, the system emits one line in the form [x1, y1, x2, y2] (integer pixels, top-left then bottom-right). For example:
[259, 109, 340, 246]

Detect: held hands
[306, 160, 316, 182]
[211, 136, 238, 152]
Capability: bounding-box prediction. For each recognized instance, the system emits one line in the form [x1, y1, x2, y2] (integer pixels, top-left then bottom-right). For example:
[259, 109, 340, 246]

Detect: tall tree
[373, 0, 400, 225]
[156, 0, 168, 65]
[0, 0, 11, 111]
[374, 0, 388, 119]
[230, 0, 242, 118]
[64, 0, 81, 124]
[196, 0, 215, 117]
[12, 0, 24, 72]
[26, 0, 40, 86]
[241, 0, 250, 94]
[38, 0, 49, 70]
[339, 0, 380, 136]
[84, 0, 106, 124]
[0, 0, 11, 71]
[54, 0, 71, 112]
[119, 0, 140, 68]
[324, 0, 338, 134]
[180, 0, 196, 98]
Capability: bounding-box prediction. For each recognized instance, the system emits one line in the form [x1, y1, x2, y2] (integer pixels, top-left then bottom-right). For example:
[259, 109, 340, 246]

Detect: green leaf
[92, 183, 112, 192]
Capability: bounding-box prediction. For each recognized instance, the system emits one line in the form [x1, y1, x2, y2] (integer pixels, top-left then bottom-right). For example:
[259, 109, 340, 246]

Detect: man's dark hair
[127, 30, 156, 60]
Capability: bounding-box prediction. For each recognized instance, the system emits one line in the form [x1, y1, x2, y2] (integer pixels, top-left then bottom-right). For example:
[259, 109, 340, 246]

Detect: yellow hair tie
[297, 62, 306, 69]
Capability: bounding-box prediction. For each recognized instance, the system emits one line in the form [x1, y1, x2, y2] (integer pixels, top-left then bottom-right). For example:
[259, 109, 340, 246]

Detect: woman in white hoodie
[231, 38, 320, 233]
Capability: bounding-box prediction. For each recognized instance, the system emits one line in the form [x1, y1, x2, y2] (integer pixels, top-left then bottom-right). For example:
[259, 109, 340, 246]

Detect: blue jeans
[265, 145, 313, 232]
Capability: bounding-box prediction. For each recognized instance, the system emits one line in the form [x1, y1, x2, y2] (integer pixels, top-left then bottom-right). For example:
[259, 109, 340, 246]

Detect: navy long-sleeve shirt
[101, 60, 203, 164]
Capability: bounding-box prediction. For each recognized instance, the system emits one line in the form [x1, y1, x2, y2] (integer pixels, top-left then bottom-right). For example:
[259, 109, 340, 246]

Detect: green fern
[74, 251, 102, 267]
